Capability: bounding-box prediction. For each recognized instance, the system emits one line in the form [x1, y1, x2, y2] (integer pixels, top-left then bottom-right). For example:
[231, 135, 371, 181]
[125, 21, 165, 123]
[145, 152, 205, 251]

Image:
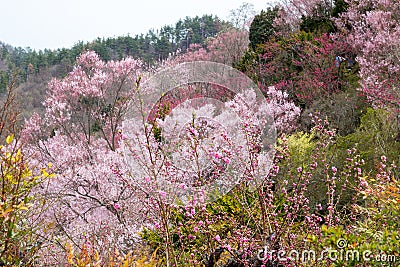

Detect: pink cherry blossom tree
[22, 51, 145, 263]
[173, 28, 249, 66]
[336, 0, 400, 108]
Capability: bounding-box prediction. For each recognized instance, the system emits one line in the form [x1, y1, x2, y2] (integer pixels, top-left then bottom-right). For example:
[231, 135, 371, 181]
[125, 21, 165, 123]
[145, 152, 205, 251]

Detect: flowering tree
[337, 0, 400, 108]
[245, 32, 353, 107]
[22, 51, 145, 262]
[121, 87, 278, 265]
[290, 33, 352, 104]
[260, 84, 301, 133]
[174, 28, 249, 66]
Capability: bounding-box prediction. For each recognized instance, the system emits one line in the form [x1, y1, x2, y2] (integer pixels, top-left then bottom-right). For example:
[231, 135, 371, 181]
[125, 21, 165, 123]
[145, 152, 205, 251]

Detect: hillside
[1, 1, 400, 265]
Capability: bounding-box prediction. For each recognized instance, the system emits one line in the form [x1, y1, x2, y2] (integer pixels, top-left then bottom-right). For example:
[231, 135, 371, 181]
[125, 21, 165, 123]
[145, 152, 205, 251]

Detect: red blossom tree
[246, 32, 352, 107]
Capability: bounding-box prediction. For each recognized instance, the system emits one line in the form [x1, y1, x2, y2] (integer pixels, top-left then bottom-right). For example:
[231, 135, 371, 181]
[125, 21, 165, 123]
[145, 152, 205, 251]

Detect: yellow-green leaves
[5, 134, 14, 145]
[40, 167, 55, 178]
[1, 135, 53, 265]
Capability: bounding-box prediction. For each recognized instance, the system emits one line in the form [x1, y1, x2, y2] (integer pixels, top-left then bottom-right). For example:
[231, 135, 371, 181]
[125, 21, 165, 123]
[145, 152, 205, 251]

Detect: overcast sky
[1, 0, 271, 51]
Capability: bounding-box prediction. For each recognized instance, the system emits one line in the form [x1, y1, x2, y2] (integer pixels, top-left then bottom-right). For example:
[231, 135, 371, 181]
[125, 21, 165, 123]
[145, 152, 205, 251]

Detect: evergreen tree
[249, 7, 279, 49]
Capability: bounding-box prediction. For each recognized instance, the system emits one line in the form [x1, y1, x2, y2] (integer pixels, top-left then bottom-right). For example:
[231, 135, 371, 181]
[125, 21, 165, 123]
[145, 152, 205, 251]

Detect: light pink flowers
[158, 190, 168, 198]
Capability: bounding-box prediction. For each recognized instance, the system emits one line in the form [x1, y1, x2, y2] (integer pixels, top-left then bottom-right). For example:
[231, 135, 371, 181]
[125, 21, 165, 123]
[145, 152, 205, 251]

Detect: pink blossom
[360, 178, 369, 188]
[158, 190, 168, 198]
[223, 157, 231, 164]
[337, 0, 400, 107]
[189, 127, 199, 137]
[211, 151, 222, 159]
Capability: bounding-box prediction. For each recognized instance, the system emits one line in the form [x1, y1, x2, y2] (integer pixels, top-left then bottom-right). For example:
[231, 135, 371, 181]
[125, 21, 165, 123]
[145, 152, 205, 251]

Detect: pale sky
[0, 0, 271, 51]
